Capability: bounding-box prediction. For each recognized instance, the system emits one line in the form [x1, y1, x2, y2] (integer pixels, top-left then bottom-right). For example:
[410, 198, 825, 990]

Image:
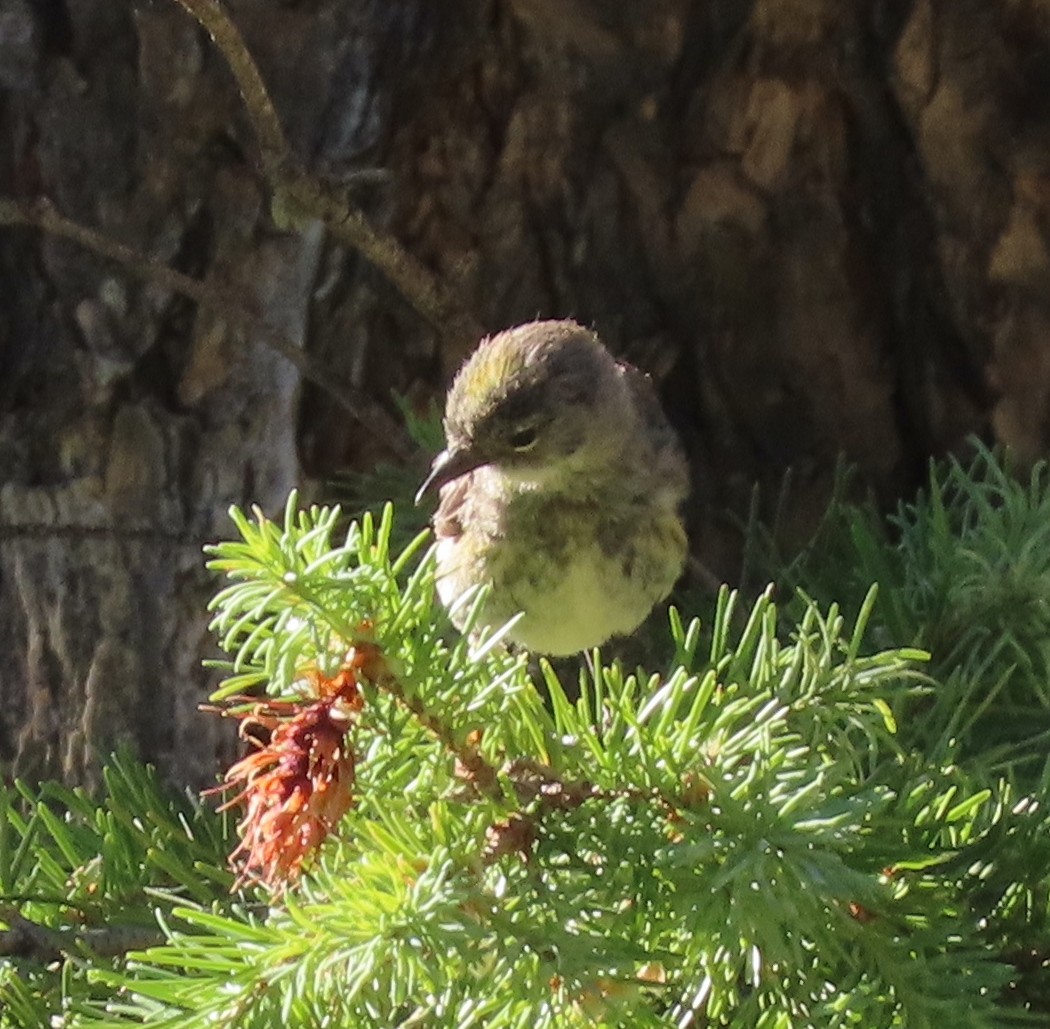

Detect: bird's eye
[509, 426, 539, 451]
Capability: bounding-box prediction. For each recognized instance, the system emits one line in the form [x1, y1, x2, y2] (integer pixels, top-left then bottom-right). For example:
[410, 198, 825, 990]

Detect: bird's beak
[415, 446, 485, 505]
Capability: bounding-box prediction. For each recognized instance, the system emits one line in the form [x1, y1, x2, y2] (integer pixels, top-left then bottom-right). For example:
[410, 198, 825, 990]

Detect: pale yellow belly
[435, 515, 685, 655]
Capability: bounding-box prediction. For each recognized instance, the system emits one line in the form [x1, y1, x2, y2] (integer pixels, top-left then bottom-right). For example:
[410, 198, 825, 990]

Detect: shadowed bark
[0, 0, 1045, 786]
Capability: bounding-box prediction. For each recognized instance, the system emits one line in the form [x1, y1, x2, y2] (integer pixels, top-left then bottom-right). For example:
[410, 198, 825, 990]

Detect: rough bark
[0, 0, 1046, 786]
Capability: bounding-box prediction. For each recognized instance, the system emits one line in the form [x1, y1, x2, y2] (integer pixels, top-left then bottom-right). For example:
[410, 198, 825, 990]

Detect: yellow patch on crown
[448, 331, 540, 422]
[446, 320, 597, 432]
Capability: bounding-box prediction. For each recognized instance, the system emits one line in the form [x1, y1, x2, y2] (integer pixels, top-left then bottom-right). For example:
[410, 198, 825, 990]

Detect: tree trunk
[1, 0, 1045, 787]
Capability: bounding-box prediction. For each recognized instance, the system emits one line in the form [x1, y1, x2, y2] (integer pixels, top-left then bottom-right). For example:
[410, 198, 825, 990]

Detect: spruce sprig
[4, 461, 1049, 1026]
[60, 503, 1019, 1026]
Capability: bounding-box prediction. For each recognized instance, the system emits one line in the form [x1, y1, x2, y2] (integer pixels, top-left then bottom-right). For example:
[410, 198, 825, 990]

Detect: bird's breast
[435, 488, 686, 655]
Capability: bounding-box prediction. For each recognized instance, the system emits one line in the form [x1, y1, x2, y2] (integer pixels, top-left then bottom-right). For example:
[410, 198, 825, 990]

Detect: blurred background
[1, 0, 1048, 788]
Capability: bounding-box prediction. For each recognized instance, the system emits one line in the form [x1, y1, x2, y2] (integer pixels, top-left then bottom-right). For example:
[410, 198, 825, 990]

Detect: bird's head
[416, 320, 627, 502]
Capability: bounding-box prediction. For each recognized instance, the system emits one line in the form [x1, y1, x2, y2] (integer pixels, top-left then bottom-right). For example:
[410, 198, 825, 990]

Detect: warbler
[416, 319, 688, 656]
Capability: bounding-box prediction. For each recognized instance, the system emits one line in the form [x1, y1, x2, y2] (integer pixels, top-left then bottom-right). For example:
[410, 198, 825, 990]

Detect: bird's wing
[619, 364, 681, 450]
[618, 362, 689, 501]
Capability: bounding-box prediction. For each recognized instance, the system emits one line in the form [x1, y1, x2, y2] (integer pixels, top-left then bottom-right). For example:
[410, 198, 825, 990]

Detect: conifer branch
[368, 661, 501, 799]
[0, 908, 165, 961]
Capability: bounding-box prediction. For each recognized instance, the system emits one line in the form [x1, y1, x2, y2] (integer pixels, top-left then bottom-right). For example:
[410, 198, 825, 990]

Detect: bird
[416, 319, 688, 656]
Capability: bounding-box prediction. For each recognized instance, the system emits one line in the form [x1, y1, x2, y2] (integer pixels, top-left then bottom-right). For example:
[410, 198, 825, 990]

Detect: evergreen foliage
[2, 448, 1049, 1026]
[761, 445, 1050, 776]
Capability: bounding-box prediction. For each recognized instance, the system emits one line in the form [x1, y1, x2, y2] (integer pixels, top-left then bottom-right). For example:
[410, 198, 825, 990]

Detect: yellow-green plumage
[448, 332, 537, 410]
[419, 319, 688, 656]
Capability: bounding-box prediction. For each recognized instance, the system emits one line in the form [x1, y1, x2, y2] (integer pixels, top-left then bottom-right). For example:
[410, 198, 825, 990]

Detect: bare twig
[170, 0, 289, 177]
[171, 0, 484, 347]
[0, 196, 414, 460]
[277, 172, 484, 347]
[0, 0, 487, 463]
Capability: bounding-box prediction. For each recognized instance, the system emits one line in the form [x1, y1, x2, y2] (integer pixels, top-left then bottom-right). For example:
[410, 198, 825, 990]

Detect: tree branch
[0, 196, 414, 460]
[0, 0, 486, 465]
[369, 662, 501, 799]
[0, 907, 165, 961]
[170, 0, 289, 179]
[171, 0, 484, 347]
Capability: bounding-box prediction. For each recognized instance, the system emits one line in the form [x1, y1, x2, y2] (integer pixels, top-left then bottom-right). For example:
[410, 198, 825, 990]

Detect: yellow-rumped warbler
[416, 319, 688, 656]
